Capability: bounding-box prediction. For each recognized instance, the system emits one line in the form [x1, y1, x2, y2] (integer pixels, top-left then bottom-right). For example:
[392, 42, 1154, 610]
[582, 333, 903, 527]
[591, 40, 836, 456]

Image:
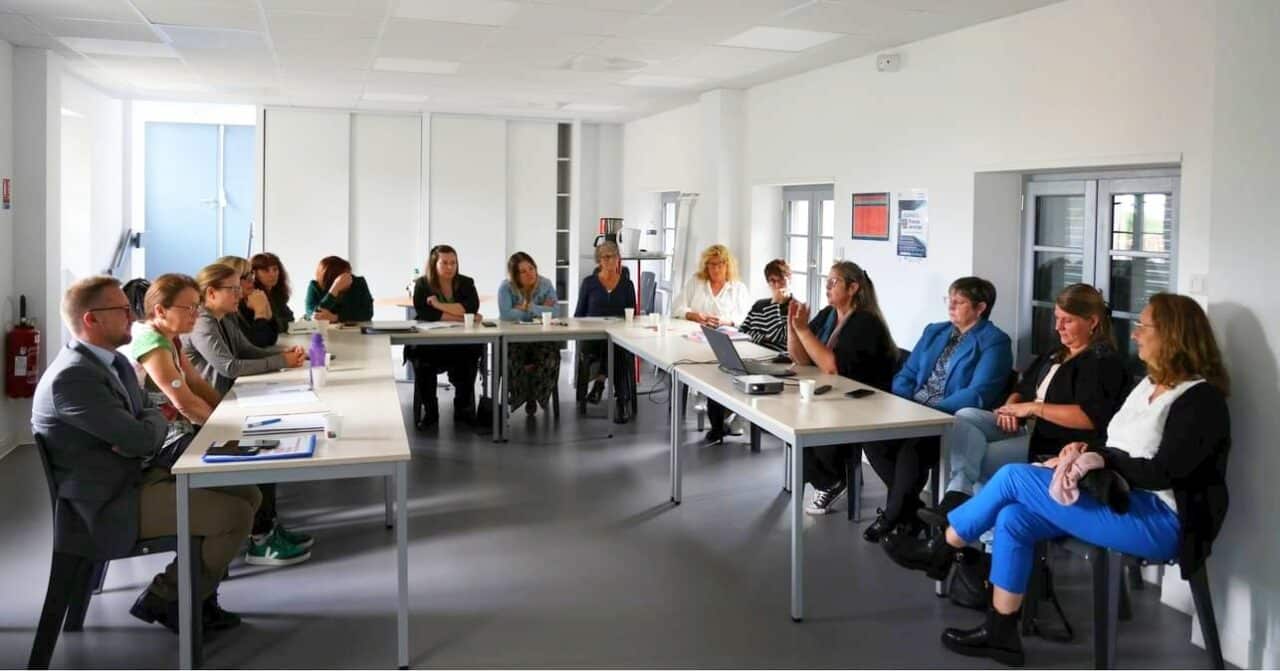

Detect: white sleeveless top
[1105, 376, 1204, 513]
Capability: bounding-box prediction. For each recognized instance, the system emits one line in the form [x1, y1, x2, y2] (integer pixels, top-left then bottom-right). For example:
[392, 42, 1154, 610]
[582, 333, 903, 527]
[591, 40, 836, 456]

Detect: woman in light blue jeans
[947, 407, 1030, 495]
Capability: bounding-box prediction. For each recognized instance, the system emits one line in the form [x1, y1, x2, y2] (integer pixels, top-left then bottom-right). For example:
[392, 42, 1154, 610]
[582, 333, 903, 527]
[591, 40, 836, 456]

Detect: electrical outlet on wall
[1189, 273, 1207, 294]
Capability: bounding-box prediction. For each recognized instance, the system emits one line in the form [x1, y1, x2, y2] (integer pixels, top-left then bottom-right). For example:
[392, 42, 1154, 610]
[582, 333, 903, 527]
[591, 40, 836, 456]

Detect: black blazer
[1090, 382, 1230, 579]
[1017, 344, 1130, 459]
[807, 306, 897, 392]
[414, 274, 479, 321]
[30, 342, 168, 559]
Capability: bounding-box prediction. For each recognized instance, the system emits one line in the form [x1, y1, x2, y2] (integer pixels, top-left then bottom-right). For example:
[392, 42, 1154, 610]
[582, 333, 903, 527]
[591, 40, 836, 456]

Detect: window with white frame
[1021, 171, 1179, 375]
[660, 191, 678, 281]
[783, 184, 835, 308]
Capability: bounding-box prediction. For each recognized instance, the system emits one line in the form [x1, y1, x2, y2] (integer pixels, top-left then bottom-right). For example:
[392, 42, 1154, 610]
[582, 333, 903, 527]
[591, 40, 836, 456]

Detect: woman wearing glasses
[574, 241, 636, 423]
[738, 259, 794, 353]
[182, 263, 313, 566]
[215, 255, 278, 347]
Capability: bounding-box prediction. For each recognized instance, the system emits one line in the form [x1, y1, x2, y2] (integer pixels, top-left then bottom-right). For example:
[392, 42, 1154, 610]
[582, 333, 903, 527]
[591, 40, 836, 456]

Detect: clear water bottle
[309, 332, 327, 388]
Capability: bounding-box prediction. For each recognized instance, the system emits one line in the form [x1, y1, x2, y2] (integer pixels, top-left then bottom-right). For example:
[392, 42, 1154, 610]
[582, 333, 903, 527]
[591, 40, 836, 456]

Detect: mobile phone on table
[207, 440, 259, 457]
[845, 388, 876, 399]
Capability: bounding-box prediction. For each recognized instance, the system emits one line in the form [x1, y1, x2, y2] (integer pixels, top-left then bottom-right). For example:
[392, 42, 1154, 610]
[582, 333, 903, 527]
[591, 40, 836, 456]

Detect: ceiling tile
[765, 0, 963, 40]
[466, 45, 580, 69]
[267, 10, 383, 41]
[262, 0, 390, 15]
[655, 0, 807, 21]
[0, 13, 62, 48]
[276, 38, 375, 68]
[614, 13, 748, 43]
[0, 0, 140, 23]
[158, 25, 267, 50]
[485, 28, 604, 52]
[506, 4, 635, 36]
[869, 0, 1060, 20]
[284, 66, 371, 84]
[132, 0, 262, 31]
[28, 17, 159, 42]
[394, 0, 521, 26]
[524, 0, 666, 12]
[379, 18, 494, 60]
[587, 36, 699, 62]
[717, 26, 845, 52]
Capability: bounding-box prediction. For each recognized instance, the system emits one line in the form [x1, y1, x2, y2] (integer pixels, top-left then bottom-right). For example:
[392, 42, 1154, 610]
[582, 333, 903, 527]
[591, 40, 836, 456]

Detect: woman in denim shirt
[498, 252, 561, 417]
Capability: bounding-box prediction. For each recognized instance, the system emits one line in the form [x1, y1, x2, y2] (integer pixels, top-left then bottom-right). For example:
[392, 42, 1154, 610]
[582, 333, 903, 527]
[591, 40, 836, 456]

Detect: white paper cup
[324, 412, 342, 439]
[658, 314, 669, 335]
[463, 313, 475, 329]
[624, 307, 634, 323]
[798, 379, 816, 401]
[648, 312, 659, 328]
[311, 365, 327, 389]
[316, 318, 329, 334]
[541, 312, 552, 327]
[325, 352, 334, 367]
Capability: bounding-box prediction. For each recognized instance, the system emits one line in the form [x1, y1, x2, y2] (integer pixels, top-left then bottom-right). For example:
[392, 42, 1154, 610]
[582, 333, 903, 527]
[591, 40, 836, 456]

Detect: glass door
[783, 184, 835, 308]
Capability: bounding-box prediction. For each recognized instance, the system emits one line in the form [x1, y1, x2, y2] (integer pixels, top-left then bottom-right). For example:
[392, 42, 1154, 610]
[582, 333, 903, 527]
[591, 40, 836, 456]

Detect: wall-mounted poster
[896, 190, 928, 258]
[851, 192, 890, 240]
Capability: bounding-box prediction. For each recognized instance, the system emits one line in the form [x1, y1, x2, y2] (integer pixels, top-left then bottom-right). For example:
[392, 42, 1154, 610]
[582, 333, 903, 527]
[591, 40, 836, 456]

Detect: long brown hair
[315, 256, 353, 293]
[507, 251, 538, 302]
[1145, 293, 1230, 395]
[829, 260, 896, 354]
[251, 252, 290, 302]
[1054, 283, 1114, 361]
[425, 245, 457, 294]
[144, 273, 199, 318]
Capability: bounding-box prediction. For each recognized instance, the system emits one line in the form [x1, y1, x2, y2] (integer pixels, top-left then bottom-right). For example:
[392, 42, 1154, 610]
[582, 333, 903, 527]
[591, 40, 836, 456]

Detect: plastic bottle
[309, 332, 328, 388]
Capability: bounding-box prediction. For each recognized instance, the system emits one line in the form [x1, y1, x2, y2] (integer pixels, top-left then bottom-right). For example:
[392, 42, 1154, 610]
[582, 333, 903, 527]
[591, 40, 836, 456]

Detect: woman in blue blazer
[861, 277, 1013, 542]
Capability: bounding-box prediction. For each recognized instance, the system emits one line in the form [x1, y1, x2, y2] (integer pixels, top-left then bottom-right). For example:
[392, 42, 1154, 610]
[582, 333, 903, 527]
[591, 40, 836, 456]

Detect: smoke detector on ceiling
[564, 54, 648, 72]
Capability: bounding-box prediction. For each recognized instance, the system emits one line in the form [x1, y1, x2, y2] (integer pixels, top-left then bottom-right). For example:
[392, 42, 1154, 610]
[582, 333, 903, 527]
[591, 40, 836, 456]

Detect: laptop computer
[701, 325, 795, 377]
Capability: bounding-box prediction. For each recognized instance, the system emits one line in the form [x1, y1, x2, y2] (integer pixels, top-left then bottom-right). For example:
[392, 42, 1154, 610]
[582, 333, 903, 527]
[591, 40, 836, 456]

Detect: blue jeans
[947, 464, 1180, 594]
[946, 408, 1031, 495]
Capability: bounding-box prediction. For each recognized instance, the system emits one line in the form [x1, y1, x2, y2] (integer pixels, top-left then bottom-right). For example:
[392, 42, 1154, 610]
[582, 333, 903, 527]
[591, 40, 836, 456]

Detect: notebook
[201, 434, 317, 463]
[243, 412, 327, 436]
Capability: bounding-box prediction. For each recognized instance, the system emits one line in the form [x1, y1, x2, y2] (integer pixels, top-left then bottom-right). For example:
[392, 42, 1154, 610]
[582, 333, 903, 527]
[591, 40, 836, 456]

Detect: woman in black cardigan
[900, 293, 1231, 667]
[407, 244, 484, 429]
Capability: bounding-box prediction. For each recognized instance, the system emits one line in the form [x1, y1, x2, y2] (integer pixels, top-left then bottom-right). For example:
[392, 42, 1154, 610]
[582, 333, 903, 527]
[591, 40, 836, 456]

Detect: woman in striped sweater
[739, 258, 793, 352]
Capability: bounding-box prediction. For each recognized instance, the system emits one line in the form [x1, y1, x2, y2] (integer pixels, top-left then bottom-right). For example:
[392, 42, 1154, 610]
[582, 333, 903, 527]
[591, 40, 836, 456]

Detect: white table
[671, 363, 953, 622]
[174, 331, 412, 669]
[389, 324, 504, 438]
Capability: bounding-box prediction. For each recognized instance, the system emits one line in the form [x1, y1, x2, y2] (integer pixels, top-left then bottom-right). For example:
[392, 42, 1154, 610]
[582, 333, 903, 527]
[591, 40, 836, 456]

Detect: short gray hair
[61, 275, 122, 334]
[594, 241, 620, 265]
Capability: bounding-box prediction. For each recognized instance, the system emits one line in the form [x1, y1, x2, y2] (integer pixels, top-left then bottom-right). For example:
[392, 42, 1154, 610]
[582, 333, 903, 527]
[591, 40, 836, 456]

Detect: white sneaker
[805, 483, 847, 515]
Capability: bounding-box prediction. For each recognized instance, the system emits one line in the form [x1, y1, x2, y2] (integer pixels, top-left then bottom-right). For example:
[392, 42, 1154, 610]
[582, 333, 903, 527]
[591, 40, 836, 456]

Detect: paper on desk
[685, 326, 750, 342]
[416, 322, 462, 331]
[231, 382, 320, 407]
[243, 412, 327, 435]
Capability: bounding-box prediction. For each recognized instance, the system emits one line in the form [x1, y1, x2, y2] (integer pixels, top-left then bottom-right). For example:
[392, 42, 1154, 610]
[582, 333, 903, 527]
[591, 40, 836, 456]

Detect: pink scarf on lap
[1034, 451, 1106, 506]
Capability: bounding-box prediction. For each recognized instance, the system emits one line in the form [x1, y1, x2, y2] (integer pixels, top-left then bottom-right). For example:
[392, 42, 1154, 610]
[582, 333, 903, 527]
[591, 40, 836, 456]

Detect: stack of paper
[231, 382, 319, 408]
[243, 412, 327, 436]
[202, 434, 317, 463]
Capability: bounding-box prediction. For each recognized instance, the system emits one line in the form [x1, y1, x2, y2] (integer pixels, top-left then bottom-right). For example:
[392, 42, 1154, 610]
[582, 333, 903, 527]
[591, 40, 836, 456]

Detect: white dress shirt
[671, 278, 752, 325]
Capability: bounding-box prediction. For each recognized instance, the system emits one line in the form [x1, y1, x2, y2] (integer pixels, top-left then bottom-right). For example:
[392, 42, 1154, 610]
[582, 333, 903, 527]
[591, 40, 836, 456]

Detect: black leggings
[862, 437, 940, 524]
[409, 344, 483, 418]
[252, 483, 276, 536]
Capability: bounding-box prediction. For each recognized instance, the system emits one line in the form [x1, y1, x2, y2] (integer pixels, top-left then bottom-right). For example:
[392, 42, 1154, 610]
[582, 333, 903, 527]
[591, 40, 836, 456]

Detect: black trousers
[576, 341, 635, 403]
[805, 444, 852, 491]
[862, 436, 940, 525]
[706, 400, 726, 433]
[252, 483, 276, 536]
[409, 344, 483, 419]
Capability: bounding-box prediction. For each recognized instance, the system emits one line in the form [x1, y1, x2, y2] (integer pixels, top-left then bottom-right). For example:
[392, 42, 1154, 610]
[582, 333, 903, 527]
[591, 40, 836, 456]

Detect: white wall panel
[429, 116, 506, 310]
[352, 113, 421, 319]
[506, 121, 556, 281]
[263, 108, 350, 316]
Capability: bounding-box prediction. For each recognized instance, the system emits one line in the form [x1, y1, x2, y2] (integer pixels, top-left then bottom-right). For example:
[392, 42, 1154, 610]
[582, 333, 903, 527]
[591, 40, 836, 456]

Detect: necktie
[111, 353, 140, 416]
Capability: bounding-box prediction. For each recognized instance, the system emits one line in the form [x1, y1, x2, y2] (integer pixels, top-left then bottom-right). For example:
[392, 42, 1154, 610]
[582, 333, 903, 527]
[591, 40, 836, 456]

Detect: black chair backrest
[33, 434, 58, 523]
[894, 348, 911, 375]
[1003, 369, 1020, 397]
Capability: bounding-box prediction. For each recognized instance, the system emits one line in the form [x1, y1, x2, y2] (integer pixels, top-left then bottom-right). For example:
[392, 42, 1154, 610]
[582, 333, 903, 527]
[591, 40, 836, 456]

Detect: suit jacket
[31, 341, 168, 559]
[892, 319, 1013, 414]
[183, 308, 287, 396]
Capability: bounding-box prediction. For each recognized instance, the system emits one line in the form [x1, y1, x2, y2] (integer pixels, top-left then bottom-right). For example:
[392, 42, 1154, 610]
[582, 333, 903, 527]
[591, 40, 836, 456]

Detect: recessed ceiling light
[60, 37, 180, 59]
[717, 26, 844, 52]
[394, 0, 521, 26]
[620, 74, 705, 89]
[560, 103, 623, 113]
[362, 92, 430, 103]
[373, 57, 461, 74]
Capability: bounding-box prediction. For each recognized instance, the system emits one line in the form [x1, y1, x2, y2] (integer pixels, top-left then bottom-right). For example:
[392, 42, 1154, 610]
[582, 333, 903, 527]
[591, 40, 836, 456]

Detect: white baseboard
[0, 432, 17, 461]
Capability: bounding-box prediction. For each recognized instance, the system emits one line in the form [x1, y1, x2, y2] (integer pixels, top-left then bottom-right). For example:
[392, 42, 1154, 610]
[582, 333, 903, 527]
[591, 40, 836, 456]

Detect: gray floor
[0, 367, 1216, 668]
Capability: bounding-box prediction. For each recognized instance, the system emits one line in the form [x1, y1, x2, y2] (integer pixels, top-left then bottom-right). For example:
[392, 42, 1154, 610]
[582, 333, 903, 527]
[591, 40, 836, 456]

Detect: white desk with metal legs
[388, 325, 504, 438]
[174, 331, 412, 670]
[670, 363, 953, 622]
[495, 320, 614, 439]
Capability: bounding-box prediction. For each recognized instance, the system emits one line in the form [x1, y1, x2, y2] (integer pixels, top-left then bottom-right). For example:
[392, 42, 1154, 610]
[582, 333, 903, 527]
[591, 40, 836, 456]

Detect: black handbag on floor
[948, 547, 992, 610]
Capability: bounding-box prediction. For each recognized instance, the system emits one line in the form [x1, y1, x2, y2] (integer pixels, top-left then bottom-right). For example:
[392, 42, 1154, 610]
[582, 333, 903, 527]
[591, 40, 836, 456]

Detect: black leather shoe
[612, 399, 632, 424]
[704, 429, 725, 445]
[202, 593, 242, 632]
[941, 608, 1025, 667]
[885, 532, 959, 580]
[586, 379, 604, 404]
[862, 509, 894, 543]
[130, 589, 180, 634]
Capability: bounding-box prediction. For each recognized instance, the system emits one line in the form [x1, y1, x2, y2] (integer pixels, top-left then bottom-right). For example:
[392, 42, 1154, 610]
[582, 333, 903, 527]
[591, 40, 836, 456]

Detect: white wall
[351, 113, 422, 319]
[506, 121, 557, 278]
[744, 0, 1215, 347]
[622, 102, 701, 258]
[1204, 1, 1280, 666]
[0, 39, 16, 454]
[60, 75, 124, 280]
[429, 115, 507, 307]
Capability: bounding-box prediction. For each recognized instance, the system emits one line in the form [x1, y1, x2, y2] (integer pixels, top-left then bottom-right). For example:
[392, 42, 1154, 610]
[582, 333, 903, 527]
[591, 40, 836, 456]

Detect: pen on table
[247, 418, 282, 428]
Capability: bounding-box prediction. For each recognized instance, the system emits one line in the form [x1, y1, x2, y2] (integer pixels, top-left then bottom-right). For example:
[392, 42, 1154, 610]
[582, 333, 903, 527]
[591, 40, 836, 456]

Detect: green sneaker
[274, 523, 314, 550]
[245, 528, 311, 567]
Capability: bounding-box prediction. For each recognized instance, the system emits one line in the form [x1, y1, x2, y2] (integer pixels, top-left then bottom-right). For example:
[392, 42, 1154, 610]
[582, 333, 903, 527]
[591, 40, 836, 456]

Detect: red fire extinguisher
[6, 295, 40, 398]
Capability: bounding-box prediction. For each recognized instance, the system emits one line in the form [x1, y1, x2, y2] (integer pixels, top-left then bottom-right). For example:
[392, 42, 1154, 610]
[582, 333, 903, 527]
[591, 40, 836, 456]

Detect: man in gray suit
[32, 276, 260, 634]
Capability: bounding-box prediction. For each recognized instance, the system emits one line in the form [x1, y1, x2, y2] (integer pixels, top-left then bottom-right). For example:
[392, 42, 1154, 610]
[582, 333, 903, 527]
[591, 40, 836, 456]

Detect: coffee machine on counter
[594, 217, 641, 256]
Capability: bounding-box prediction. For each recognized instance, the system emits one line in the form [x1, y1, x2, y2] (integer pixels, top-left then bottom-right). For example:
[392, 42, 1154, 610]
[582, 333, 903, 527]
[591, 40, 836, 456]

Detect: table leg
[606, 336, 615, 434]
[384, 475, 394, 529]
[500, 337, 510, 442]
[177, 474, 194, 669]
[670, 373, 683, 504]
[395, 462, 409, 669]
[491, 340, 503, 443]
[791, 440, 804, 622]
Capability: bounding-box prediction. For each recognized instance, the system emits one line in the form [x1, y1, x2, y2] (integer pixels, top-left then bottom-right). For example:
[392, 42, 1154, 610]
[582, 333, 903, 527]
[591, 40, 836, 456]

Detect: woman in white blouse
[672, 244, 752, 443]
[671, 244, 752, 327]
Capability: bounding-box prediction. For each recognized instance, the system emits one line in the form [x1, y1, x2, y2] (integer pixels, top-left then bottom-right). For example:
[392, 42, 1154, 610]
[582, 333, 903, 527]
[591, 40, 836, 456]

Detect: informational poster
[851, 192, 890, 240]
[2, 177, 10, 210]
[896, 189, 928, 258]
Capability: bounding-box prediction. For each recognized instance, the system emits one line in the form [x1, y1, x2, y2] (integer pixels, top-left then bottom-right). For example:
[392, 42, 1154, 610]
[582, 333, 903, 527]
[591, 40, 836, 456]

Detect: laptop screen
[701, 325, 748, 374]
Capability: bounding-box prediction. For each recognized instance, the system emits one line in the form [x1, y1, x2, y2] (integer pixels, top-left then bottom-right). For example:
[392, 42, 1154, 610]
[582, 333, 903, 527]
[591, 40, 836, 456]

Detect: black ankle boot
[202, 593, 242, 632]
[130, 589, 180, 634]
[862, 509, 894, 543]
[884, 533, 959, 580]
[941, 608, 1025, 667]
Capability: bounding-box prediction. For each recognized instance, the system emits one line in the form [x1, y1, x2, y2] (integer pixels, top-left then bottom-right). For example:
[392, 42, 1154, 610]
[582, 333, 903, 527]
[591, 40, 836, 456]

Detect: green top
[305, 276, 375, 322]
[131, 322, 176, 363]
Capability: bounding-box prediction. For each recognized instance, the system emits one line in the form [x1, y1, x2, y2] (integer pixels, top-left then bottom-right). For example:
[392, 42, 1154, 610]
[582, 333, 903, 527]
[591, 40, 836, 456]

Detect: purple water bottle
[309, 333, 327, 387]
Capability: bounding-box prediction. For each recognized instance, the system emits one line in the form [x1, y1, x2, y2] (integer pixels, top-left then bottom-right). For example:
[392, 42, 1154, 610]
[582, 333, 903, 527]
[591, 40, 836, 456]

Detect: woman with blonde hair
[905, 293, 1230, 667]
[671, 244, 752, 327]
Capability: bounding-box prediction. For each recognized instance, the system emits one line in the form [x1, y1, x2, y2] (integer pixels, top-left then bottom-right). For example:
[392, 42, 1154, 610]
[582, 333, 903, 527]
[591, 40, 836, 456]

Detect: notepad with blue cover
[201, 434, 317, 463]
